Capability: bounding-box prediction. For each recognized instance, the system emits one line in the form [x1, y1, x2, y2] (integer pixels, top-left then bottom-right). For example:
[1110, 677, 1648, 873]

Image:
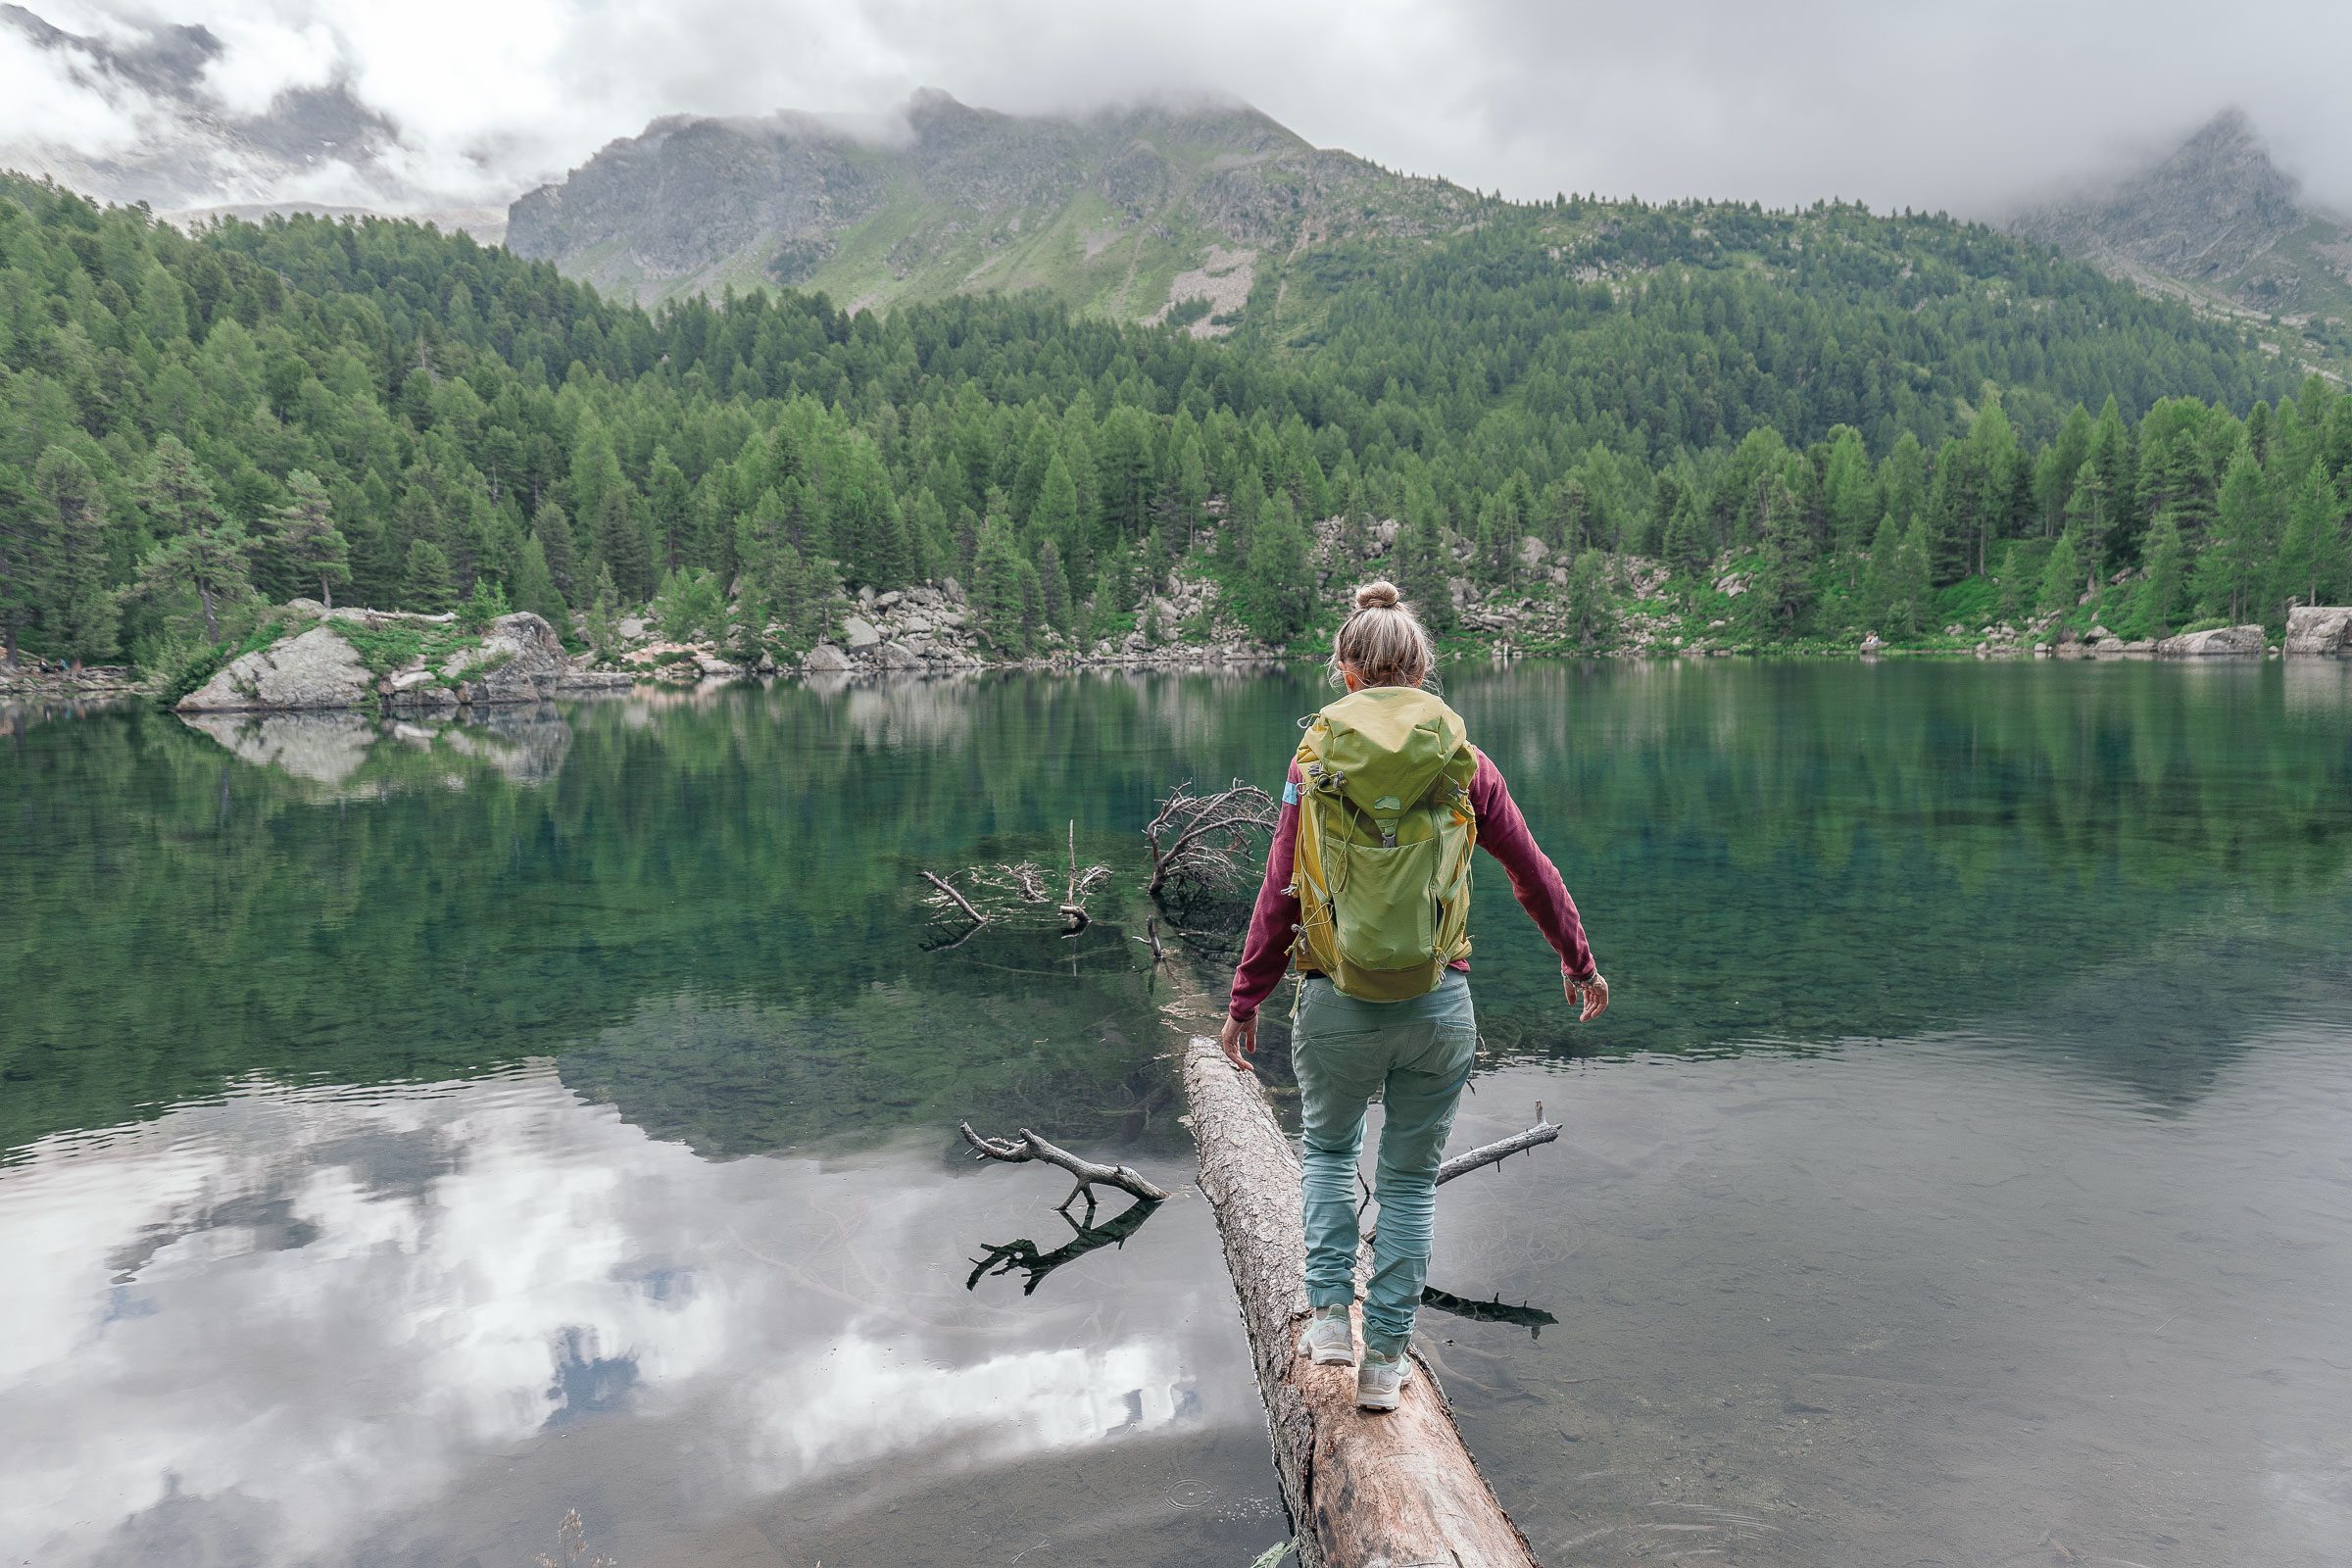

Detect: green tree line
[0, 173, 2345, 673]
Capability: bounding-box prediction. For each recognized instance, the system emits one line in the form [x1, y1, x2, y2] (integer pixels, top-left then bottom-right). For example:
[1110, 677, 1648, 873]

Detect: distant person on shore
[1220, 579, 1607, 1411]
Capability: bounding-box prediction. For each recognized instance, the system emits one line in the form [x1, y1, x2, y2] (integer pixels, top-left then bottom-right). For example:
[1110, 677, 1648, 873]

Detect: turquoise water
[3, 661, 2349, 1566]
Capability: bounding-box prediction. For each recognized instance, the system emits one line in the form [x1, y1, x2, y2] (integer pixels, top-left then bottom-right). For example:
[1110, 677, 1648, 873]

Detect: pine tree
[1661, 480, 1711, 586]
[2038, 528, 2082, 619]
[1820, 425, 1876, 564]
[647, 446, 692, 574]
[133, 437, 251, 643]
[1238, 500, 1315, 646]
[1858, 513, 1905, 639]
[2142, 514, 2188, 637]
[531, 501, 578, 602]
[1395, 513, 1455, 633]
[970, 514, 1029, 655]
[1562, 550, 1613, 649]
[0, 464, 50, 663]
[2273, 462, 2337, 617]
[2196, 446, 2269, 624]
[585, 563, 623, 662]
[261, 469, 352, 609]
[1031, 454, 1081, 552]
[2062, 461, 2109, 609]
[1036, 539, 1073, 635]
[1964, 385, 2019, 576]
[593, 488, 653, 604]
[29, 448, 118, 665]
[512, 534, 566, 629]
[403, 538, 456, 612]
[1744, 462, 1815, 639]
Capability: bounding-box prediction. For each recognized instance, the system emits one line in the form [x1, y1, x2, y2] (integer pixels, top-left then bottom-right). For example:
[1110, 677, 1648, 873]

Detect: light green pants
[1293, 969, 1478, 1355]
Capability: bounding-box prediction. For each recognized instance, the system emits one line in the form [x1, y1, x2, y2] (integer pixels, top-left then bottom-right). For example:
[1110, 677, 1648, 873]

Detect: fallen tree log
[1180, 1032, 1542, 1568]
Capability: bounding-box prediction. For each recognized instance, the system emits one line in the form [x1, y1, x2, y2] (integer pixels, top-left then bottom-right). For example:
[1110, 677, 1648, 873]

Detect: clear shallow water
[3, 661, 2350, 1566]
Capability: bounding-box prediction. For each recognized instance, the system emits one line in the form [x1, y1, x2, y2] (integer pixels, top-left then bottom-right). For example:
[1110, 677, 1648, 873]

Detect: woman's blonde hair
[1330, 579, 1436, 689]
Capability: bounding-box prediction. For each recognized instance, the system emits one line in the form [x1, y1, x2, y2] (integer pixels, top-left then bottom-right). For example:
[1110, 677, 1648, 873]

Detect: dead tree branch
[920, 869, 986, 925]
[958, 1121, 1171, 1216]
[1436, 1105, 1560, 1186]
[921, 820, 1112, 936]
[1144, 778, 1278, 898]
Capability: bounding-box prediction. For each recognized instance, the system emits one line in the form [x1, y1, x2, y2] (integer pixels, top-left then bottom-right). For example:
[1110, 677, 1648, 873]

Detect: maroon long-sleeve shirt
[1227, 747, 1596, 1021]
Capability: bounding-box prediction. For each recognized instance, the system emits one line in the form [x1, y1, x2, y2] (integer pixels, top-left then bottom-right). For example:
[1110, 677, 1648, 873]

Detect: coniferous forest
[2, 171, 2349, 681]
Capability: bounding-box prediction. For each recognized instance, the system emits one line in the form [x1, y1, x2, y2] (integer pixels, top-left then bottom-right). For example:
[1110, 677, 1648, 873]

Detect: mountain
[2010, 110, 2352, 334]
[0, 4, 503, 240]
[0, 5, 386, 208]
[505, 88, 1478, 322]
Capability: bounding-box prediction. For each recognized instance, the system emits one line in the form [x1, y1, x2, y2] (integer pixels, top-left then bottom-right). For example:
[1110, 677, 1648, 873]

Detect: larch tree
[262, 469, 352, 609]
[30, 448, 120, 665]
[133, 436, 251, 644]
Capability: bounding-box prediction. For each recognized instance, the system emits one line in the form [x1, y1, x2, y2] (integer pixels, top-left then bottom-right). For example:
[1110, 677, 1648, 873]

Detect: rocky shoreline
[9, 592, 2348, 715]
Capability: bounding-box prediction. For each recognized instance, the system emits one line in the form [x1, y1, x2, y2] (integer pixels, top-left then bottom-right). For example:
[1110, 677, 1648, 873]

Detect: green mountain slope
[506, 88, 1477, 319]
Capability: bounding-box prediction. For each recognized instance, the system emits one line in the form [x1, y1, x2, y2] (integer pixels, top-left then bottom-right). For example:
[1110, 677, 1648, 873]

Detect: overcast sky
[6, 0, 2351, 215]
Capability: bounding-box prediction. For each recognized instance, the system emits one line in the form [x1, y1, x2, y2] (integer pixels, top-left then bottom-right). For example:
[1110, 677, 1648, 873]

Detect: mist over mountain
[0, 7, 377, 203]
[2011, 109, 2352, 330]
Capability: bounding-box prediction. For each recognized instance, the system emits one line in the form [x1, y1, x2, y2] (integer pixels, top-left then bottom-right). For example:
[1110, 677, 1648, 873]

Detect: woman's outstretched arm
[1227, 762, 1305, 1024]
[1469, 748, 1599, 985]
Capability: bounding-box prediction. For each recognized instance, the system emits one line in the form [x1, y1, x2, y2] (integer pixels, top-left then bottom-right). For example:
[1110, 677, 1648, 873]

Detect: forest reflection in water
[1, 659, 2349, 1565]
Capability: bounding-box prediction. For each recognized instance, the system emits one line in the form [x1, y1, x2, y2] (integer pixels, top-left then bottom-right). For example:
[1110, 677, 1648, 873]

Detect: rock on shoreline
[2284, 607, 2352, 657]
[176, 608, 614, 713]
[2156, 624, 2265, 657]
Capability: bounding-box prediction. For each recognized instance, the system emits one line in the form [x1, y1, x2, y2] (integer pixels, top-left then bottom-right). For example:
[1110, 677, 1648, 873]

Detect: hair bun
[1353, 580, 1401, 611]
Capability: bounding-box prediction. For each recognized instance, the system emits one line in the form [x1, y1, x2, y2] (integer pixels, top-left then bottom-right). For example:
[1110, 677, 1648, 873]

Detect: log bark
[1180, 1033, 1541, 1568]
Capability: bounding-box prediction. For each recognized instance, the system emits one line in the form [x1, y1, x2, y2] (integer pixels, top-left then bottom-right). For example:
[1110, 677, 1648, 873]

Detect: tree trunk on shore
[1179, 1032, 1541, 1568]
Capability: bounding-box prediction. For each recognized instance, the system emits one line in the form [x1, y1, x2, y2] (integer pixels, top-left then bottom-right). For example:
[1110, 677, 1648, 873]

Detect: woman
[1219, 579, 1609, 1410]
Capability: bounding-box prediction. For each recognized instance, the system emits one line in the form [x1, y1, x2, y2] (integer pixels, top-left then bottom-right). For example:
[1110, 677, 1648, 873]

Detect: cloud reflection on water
[0, 1067, 1248, 1566]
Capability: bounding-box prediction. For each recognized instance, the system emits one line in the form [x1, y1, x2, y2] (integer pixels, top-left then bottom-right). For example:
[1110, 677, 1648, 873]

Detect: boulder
[873, 590, 903, 611]
[178, 624, 372, 712]
[439, 612, 568, 703]
[803, 642, 854, 672]
[871, 640, 921, 670]
[2284, 606, 2352, 657]
[843, 614, 882, 649]
[692, 651, 741, 677]
[2158, 624, 2265, 657]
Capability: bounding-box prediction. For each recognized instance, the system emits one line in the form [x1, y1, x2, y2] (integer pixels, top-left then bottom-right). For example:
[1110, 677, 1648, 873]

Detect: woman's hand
[1566, 972, 1611, 1023]
[1219, 1012, 1257, 1071]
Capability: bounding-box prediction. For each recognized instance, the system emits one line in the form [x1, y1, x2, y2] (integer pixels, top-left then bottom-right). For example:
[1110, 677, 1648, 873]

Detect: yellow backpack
[1290, 686, 1479, 1001]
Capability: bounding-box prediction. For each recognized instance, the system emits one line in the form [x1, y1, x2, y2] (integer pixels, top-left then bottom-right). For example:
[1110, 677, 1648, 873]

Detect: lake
[4, 660, 2350, 1568]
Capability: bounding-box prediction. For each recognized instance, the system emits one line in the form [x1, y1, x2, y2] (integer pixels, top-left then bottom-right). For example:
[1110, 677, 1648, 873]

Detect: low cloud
[3, 0, 2349, 216]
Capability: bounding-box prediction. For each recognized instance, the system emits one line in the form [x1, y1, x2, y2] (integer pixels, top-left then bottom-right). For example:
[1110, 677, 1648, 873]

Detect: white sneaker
[1355, 1346, 1415, 1410]
[1297, 1303, 1355, 1365]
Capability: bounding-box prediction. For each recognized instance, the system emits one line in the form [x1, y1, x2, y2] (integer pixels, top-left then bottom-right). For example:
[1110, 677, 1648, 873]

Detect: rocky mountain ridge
[506, 88, 1477, 318]
[2010, 109, 2352, 332]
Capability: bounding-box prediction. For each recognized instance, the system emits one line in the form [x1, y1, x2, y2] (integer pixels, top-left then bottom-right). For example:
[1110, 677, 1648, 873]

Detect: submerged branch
[1419, 1285, 1560, 1337]
[919, 869, 987, 925]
